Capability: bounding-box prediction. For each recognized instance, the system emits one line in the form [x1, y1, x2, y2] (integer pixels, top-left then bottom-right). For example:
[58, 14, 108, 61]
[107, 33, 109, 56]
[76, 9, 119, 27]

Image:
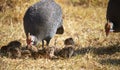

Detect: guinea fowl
[105, 0, 120, 36]
[23, 0, 64, 48]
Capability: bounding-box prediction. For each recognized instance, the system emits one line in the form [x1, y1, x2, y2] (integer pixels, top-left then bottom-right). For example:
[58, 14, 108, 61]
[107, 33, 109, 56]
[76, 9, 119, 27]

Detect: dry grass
[0, 0, 120, 70]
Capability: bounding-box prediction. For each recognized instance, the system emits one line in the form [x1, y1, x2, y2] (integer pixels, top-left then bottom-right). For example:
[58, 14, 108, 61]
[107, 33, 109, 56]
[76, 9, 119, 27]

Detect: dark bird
[23, 0, 64, 48]
[105, 0, 120, 36]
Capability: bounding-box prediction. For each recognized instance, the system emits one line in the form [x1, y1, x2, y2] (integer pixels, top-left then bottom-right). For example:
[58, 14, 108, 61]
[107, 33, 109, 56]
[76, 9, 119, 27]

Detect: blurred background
[0, 0, 109, 46]
[0, 0, 108, 23]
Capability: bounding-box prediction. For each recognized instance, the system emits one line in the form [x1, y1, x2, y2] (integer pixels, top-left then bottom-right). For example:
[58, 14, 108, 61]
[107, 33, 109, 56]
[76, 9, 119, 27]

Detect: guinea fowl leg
[46, 37, 51, 47]
[42, 40, 44, 48]
[42, 37, 51, 49]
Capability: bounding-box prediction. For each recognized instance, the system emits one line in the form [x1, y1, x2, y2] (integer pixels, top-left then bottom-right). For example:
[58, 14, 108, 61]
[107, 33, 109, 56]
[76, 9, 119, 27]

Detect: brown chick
[27, 45, 38, 53]
[7, 47, 21, 59]
[57, 37, 75, 58]
[33, 47, 59, 59]
[1, 40, 22, 58]
[58, 45, 74, 58]
[21, 49, 31, 59]
[45, 47, 58, 59]
[0, 46, 9, 54]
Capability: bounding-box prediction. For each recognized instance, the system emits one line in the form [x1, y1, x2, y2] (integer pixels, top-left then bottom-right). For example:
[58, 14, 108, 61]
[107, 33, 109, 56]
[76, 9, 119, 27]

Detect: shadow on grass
[74, 43, 120, 65]
[99, 59, 120, 66]
[75, 44, 120, 55]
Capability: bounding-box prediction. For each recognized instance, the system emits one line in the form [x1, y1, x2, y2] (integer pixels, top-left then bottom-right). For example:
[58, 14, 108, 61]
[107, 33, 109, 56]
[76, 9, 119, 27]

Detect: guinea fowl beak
[105, 23, 110, 37]
[105, 21, 114, 37]
[26, 33, 32, 46]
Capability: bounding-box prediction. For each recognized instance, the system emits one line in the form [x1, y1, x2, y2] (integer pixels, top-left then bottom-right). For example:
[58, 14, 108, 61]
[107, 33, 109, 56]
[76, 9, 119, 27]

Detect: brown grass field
[0, 0, 120, 70]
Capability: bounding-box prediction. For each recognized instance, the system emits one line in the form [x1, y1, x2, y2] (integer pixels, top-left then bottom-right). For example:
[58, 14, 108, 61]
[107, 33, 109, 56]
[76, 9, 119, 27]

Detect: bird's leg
[46, 37, 51, 47]
[42, 40, 44, 49]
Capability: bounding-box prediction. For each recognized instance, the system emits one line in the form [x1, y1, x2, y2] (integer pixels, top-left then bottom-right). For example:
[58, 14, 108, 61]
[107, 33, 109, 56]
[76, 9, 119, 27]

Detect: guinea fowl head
[26, 33, 36, 46]
[105, 20, 114, 37]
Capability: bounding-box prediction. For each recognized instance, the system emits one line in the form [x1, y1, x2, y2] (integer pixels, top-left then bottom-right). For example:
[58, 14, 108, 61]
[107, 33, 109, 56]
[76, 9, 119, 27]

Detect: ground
[0, 0, 120, 70]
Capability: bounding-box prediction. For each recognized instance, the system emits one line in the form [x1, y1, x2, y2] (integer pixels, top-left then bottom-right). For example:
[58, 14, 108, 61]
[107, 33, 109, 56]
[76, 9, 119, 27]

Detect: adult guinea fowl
[23, 0, 64, 48]
[105, 0, 120, 36]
